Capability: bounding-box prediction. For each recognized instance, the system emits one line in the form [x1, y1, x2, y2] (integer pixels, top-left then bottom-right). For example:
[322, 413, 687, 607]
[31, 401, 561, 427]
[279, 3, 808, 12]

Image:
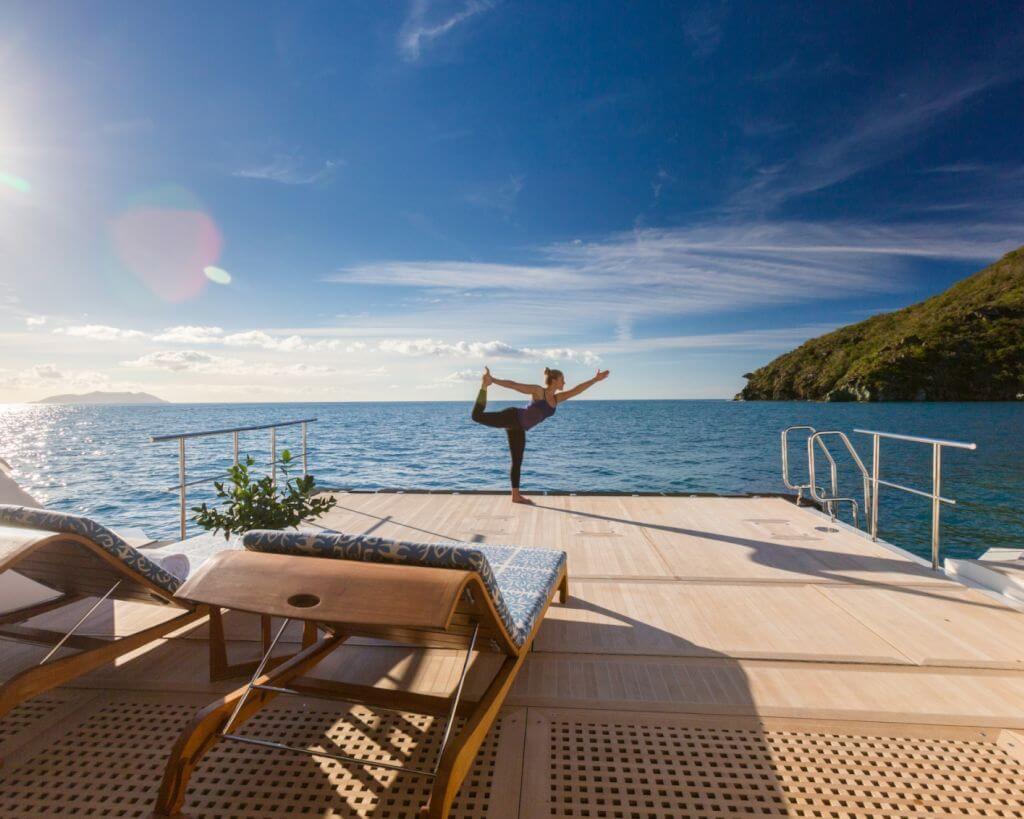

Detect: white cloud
[122, 350, 229, 373]
[222, 330, 341, 353]
[0, 364, 112, 392]
[28, 363, 63, 380]
[398, 0, 494, 62]
[153, 325, 224, 344]
[59, 324, 147, 341]
[441, 368, 481, 383]
[233, 155, 343, 186]
[378, 338, 599, 364]
[120, 350, 336, 377]
[25, 316, 46, 327]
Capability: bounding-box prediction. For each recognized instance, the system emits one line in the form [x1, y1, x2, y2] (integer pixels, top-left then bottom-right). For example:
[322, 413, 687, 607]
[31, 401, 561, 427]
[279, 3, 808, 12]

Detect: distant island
[36, 391, 169, 405]
[737, 246, 1024, 401]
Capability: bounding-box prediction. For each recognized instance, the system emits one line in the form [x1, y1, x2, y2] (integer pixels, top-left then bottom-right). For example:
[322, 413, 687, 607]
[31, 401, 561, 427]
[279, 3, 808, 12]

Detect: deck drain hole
[288, 593, 321, 608]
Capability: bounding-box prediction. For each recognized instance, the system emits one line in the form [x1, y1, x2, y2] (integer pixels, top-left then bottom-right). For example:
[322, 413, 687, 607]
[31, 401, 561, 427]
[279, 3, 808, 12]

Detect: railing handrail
[806, 431, 871, 529]
[853, 429, 976, 451]
[780, 425, 816, 502]
[150, 417, 317, 443]
[782, 425, 977, 571]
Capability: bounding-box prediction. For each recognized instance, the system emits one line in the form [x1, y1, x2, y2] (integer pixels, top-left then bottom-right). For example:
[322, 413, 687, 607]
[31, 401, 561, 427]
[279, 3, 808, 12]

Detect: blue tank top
[517, 396, 556, 431]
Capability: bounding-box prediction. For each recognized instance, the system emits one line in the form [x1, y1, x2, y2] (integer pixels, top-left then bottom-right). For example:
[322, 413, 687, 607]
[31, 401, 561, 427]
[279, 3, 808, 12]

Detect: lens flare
[109, 188, 222, 302]
[203, 265, 231, 285]
[0, 172, 30, 193]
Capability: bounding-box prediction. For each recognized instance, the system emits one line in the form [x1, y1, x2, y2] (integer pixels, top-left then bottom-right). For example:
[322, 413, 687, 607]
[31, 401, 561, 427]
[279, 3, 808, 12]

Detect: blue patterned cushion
[242, 530, 566, 646]
[0, 504, 183, 594]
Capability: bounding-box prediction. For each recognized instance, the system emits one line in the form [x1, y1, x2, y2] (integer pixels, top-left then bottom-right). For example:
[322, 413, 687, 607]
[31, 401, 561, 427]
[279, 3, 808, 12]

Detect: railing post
[271, 427, 277, 488]
[233, 431, 239, 465]
[178, 438, 186, 541]
[931, 442, 942, 570]
[870, 434, 880, 541]
[302, 422, 308, 478]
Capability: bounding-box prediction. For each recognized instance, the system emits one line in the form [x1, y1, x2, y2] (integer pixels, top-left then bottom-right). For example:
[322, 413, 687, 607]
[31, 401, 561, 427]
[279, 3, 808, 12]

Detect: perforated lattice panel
[0, 695, 516, 817]
[541, 717, 1024, 818]
[0, 695, 68, 744]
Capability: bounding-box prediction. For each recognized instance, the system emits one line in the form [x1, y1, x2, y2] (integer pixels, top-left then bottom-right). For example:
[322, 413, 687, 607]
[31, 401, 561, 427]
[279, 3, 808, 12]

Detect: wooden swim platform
[3, 492, 1024, 816]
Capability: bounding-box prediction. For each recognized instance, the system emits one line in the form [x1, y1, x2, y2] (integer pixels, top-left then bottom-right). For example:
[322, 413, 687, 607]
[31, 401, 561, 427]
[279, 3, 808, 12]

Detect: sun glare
[0, 171, 30, 193]
[203, 265, 232, 285]
[109, 186, 223, 302]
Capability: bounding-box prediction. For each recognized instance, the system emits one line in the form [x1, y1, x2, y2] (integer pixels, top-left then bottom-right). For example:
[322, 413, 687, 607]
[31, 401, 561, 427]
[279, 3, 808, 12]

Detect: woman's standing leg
[506, 427, 529, 504]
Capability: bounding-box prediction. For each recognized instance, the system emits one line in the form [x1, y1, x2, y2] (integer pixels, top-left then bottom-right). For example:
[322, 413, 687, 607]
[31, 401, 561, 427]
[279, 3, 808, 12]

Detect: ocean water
[0, 400, 1020, 561]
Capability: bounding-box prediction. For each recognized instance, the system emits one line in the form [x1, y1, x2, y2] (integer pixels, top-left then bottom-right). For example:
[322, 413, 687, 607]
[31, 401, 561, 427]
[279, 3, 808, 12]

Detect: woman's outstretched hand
[482, 366, 494, 387]
[594, 369, 610, 382]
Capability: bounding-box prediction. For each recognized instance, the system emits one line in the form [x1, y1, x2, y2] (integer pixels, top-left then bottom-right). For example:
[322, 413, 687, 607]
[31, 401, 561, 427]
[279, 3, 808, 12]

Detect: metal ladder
[781, 425, 977, 570]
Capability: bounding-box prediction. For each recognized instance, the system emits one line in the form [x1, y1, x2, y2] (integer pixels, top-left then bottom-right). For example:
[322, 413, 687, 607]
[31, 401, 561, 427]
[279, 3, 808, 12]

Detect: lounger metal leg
[38, 580, 121, 665]
[154, 630, 346, 816]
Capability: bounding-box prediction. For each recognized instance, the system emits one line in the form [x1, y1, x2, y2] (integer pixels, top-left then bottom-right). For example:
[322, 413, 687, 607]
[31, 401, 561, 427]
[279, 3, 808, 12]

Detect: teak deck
[3, 493, 1024, 817]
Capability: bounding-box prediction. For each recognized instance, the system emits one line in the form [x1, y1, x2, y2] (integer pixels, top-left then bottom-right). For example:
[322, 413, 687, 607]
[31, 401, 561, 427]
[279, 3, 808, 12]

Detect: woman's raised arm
[557, 369, 610, 403]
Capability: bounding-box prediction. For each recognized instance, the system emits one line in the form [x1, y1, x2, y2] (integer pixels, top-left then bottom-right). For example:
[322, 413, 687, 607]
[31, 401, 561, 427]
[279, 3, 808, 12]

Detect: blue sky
[1, 0, 1022, 402]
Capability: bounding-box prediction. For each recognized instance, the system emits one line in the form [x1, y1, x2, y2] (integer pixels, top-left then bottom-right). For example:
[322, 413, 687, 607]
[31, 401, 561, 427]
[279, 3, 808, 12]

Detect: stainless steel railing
[807, 431, 872, 530]
[854, 428, 976, 570]
[151, 418, 317, 540]
[780, 425, 977, 570]
[780, 426, 816, 505]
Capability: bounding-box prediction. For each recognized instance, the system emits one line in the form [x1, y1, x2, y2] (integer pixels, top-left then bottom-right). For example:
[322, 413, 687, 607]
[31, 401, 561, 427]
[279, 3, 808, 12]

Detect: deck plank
[536, 579, 911, 664]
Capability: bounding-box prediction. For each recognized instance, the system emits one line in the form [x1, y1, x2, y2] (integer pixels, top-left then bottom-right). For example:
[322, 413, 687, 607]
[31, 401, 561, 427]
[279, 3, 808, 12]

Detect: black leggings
[471, 389, 525, 489]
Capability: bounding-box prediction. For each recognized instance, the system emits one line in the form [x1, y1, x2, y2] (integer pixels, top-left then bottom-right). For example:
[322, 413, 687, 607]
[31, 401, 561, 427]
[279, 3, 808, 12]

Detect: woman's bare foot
[511, 491, 533, 505]
[482, 366, 493, 388]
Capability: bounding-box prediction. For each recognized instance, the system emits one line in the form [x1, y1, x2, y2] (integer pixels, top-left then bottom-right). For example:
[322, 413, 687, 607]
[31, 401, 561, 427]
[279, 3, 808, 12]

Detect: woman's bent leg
[472, 392, 521, 430]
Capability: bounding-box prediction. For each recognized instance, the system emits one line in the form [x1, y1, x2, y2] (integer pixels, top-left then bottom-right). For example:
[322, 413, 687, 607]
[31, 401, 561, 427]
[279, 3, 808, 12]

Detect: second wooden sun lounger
[154, 530, 569, 819]
[0, 505, 252, 720]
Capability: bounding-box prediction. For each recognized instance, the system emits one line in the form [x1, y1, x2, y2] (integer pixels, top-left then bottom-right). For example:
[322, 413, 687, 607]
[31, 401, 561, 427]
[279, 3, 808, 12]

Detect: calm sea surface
[0, 400, 1020, 560]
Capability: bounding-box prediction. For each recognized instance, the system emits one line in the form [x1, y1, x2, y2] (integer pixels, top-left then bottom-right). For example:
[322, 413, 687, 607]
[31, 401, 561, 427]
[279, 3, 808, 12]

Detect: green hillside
[736, 246, 1024, 401]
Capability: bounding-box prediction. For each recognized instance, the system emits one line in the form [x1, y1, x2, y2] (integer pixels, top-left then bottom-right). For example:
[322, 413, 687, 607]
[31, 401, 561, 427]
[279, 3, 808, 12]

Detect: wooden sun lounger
[154, 532, 569, 819]
[0, 506, 254, 720]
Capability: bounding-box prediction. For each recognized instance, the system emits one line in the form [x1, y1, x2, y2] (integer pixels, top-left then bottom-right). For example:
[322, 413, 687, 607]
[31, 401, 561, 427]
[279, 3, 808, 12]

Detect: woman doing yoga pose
[471, 365, 611, 504]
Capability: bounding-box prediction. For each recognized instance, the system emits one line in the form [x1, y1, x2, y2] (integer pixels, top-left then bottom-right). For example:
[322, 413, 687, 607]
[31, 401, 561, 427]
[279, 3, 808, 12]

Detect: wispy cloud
[398, 0, 495, 63]
[466, 173, 524, 215]
[732, 66, 1019, 211]
[331, 218, 1018, 331]
[0, 364, 111, 392]
[682, 1, 728, 60]
[24, 316, 46, 327]
[591, 324, 841, 356]
[56, 324, 147, 341]
[378, 338, 599, 365]
[233, 155, 343, 185]
[121, 350, 336, 377]
[651, 167, 671, 200]
[67, 324, 346, 353]
[153, 325, 225, 344]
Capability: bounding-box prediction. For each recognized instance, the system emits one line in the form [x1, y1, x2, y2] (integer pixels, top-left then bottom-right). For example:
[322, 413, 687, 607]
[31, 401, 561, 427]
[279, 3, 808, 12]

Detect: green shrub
[192, 450, 336, 538]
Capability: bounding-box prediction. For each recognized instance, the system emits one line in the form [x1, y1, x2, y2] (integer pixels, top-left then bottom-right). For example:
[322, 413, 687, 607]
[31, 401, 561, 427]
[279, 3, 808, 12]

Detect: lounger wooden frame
[0, 529, 267, 720]
[154, 549, 569, 819]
